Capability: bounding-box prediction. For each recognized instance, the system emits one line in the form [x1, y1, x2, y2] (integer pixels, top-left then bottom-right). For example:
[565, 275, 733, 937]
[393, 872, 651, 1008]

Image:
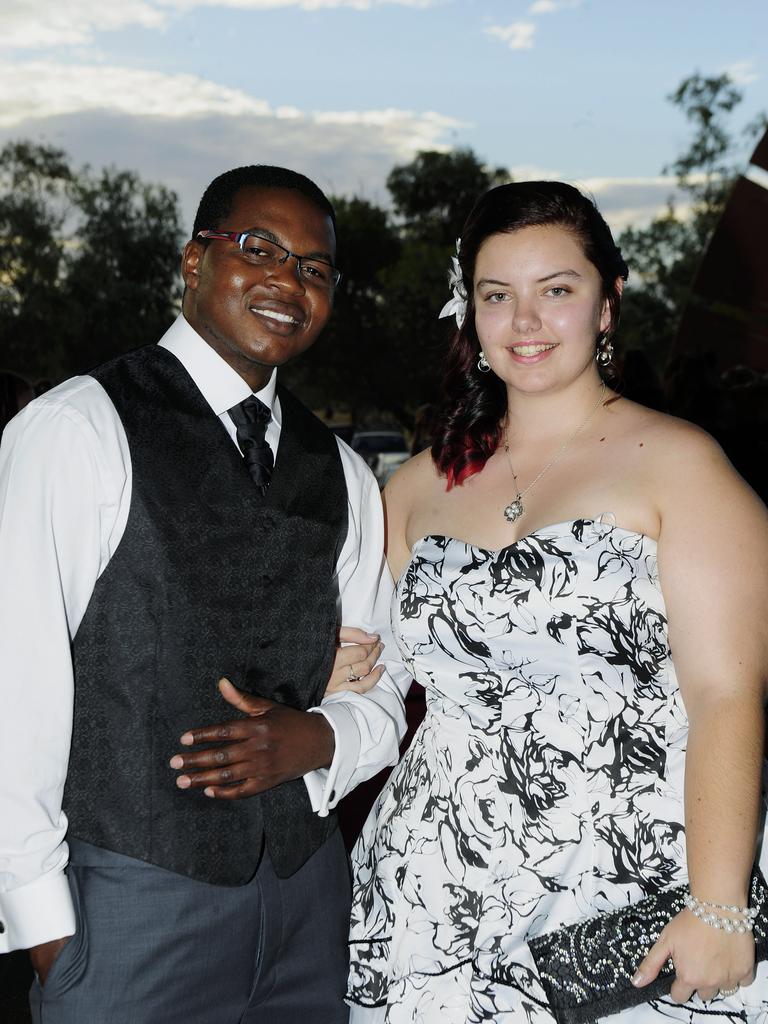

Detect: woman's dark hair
[431, 181, 629, 489]
[191, 164, 336, 240]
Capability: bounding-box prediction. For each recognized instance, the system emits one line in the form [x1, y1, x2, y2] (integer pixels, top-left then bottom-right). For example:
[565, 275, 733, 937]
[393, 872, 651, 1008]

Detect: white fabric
[0, 313, 410, 952]
[347, 522, 768, 1022]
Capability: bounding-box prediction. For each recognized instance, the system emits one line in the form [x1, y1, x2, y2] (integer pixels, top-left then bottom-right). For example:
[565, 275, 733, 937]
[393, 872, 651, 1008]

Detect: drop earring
[596, 333, 614, 367]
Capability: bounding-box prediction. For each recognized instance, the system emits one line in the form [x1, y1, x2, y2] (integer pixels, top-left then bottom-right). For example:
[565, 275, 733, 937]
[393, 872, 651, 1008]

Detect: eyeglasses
[197, 229, 341, 289]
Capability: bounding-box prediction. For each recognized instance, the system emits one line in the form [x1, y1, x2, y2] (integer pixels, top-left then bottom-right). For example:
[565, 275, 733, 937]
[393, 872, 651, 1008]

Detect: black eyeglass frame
[196, 229, 341, 287]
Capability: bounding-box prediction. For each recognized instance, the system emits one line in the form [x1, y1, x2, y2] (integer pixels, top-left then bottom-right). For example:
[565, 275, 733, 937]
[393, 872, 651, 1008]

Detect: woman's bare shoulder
[615, 400, 767, 530]
[384, 449, 441, 507]
[613, 398, 727, 467]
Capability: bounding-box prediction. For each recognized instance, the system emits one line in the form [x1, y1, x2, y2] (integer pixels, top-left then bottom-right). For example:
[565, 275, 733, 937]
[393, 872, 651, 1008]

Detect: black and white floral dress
[347, 518, 768, 1023]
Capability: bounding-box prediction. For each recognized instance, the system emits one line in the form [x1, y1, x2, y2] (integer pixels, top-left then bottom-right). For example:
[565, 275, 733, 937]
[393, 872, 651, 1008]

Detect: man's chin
[241, 332, 320, 367]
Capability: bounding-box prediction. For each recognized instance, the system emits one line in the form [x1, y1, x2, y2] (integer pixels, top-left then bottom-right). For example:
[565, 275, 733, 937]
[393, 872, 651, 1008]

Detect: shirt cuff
[0, 870, 76, 953]
[303, 703, 361, 817]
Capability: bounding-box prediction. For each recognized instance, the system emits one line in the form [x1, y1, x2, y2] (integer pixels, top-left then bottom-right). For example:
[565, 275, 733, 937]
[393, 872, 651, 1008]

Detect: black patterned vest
[63, 345, 348, 884]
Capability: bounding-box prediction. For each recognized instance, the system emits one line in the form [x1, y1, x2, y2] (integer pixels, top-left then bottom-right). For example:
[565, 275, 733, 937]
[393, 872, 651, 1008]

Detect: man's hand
[29, 936, 72, 987]
[169, 679, 336, 799]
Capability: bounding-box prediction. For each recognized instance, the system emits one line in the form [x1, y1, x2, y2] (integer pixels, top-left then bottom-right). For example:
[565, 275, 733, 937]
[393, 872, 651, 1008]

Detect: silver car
[350, 430, 410, 487]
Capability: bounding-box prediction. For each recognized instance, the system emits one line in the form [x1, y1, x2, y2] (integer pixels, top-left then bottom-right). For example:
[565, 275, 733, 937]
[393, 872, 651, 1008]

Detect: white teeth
[513, 343, 556, 356]
[252, 308, 299, 324]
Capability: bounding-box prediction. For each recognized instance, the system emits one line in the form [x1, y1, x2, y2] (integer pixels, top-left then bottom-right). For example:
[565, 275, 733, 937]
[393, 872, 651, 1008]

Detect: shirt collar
[158, 313, 279, 421]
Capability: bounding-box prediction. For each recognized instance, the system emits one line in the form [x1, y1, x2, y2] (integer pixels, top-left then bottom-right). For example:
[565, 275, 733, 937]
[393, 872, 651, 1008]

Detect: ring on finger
[347, 664, 360, 683]
[719, 986, 739, 998]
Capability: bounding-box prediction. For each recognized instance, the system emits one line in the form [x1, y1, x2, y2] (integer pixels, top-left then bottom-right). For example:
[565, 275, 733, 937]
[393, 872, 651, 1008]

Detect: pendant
[503, 498, 524, 523]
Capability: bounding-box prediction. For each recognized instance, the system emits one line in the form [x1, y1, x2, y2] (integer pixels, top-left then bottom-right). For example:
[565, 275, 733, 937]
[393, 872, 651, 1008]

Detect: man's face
[182, 186, 337, 389]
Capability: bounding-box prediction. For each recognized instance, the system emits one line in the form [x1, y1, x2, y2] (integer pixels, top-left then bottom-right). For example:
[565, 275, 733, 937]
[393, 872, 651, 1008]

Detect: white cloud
[528, 0, 581, 13]
[487, 1, 580, 53]
[313, 108, 459, 155]
[165, 0, 435, 7]
[0, 108, 456, 232]
[0, 63, 275, 124]
[720, 59, 759, 86]
[0, 62, 459, 153]
[504, 168, 698, 233]
[0, 62, 461, 231]
[485, 21, 536, 51]
[573, 175, 696, 232]
[0, 0, 436, 50]
[1, 0, 165, 49]
[507, 163, 564, 181]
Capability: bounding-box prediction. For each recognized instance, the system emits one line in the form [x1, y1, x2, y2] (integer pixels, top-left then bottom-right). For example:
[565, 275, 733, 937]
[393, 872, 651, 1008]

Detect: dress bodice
[348, 518, 766, 1022]
[394, 518, 674, 720]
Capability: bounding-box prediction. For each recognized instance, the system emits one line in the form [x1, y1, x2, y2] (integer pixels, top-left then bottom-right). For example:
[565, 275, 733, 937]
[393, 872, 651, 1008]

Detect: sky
[2, 0, 766, 237]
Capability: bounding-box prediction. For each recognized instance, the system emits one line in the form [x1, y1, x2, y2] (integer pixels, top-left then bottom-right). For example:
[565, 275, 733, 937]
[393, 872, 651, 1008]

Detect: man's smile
[249, 300, 305, 330]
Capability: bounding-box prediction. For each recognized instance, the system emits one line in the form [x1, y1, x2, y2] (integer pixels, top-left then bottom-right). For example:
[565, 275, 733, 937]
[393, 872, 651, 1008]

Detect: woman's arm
[324, 626, 384, 696]
[382, 450, 429, 580]
[634, 422, 768, 1002]
[322, 451, 423, 698]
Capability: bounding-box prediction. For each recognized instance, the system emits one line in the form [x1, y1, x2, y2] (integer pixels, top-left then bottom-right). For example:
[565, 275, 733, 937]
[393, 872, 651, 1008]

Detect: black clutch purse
[527, 869, 768, 1024]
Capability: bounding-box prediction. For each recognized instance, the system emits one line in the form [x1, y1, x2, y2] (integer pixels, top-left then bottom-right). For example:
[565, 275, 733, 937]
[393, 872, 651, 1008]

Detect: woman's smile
[507, 341, 559, 362]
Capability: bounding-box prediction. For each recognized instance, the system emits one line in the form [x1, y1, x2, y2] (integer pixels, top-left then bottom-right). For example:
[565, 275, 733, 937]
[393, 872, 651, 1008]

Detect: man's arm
[0, 387, 125, 956]
[171, 445, 412, 807]
[303, 457, 412, 813]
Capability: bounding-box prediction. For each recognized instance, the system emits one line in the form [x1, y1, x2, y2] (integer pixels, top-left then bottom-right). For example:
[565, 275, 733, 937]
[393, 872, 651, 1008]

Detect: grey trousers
[30, 832, 351, 1024]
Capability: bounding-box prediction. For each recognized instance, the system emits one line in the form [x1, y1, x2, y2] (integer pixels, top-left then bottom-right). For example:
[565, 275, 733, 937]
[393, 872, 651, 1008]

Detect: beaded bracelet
[684, 892, 757, 934]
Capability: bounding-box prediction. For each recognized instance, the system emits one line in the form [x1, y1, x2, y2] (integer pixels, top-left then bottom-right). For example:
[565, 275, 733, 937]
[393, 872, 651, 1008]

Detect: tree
[281, 195, 401, 410]
[65, 168, 183, 373]
[666, 73, 744, 236]
[0, 142, 73, 378]
[0, 141, 183, 382]
[387, 148, 508, 246]
[375, 149, 510, 420]
[285, 148, 510, 426]
[618, 73, 764, 372]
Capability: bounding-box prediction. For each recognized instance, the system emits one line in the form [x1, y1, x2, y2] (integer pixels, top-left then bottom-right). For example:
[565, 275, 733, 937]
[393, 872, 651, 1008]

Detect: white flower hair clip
[438, 238, 467, 329]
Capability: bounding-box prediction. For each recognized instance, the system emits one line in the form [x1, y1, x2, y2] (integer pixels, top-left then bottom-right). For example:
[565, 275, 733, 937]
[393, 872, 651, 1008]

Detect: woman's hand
[633, 908, 756, 1003]
[324, 626, 385, 696]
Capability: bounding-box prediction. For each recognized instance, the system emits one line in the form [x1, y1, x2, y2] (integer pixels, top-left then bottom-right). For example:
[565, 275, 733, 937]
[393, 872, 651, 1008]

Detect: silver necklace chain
[502, 382, 607, 524]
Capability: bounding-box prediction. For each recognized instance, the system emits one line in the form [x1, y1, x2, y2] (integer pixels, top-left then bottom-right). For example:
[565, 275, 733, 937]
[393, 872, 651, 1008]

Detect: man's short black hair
[191, 165, 336, 240]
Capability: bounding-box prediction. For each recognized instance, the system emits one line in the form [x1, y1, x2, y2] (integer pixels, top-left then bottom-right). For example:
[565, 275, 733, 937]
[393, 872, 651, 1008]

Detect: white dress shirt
[0, 314, 411, 953]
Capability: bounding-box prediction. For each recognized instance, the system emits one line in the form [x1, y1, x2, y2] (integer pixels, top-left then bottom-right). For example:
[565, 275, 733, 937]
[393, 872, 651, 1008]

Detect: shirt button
[329, 790, 336, 801]
[0, 921, 5, 934]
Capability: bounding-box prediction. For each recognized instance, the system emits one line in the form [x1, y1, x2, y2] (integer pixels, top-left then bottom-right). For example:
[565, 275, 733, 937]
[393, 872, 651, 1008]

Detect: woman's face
[473, 223, 611, 395]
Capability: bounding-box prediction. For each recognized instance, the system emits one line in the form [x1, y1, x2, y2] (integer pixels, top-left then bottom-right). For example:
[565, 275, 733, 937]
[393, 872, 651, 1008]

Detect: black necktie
[229, 396, 274, 495]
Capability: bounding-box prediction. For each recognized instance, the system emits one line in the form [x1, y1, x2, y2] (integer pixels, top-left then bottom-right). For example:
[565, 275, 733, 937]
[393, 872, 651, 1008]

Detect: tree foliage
[286, 195, 402, 408]
[0, 141, 183, 382]
[618, 72, 764, 372]
[0, 143, 73, 378]
[666, 73, 743, 221]
[3, 72, 764, 424]
[284, 148, 509, 424]
[387, 148, 508, 246]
